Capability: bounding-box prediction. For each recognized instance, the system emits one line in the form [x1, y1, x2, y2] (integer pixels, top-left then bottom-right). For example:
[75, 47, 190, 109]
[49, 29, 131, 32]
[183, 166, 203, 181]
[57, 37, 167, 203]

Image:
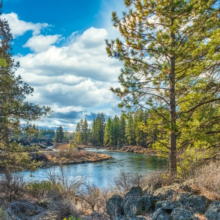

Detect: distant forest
[74, 109, 152, 148]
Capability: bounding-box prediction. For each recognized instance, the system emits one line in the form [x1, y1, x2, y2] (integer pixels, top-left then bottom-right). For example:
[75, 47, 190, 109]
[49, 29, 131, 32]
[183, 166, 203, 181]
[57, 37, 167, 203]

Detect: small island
[32, 143, 112, 167]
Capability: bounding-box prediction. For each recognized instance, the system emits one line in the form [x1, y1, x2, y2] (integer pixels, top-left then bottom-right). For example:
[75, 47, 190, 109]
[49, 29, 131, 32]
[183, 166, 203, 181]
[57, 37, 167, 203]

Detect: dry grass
[195, 214, 206, 220]
[142, 171, 170, 194]
[195, 162, 220, 192]
[0, 172, 24, 201]
[190, 162, 220, 200]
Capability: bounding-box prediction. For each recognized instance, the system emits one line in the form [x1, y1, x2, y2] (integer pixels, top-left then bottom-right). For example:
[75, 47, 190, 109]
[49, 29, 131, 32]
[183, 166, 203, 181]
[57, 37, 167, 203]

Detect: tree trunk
[169, 18, 177, 178]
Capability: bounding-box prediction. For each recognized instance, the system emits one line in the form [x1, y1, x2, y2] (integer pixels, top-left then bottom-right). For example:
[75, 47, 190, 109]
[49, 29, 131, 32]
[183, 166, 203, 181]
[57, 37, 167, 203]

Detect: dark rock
[126, 186, 143, 197]
[205, 201, 220, 220]
[171, 208, 194, 220]
[154, 189, 178, 201]
[177, 193, 207, 214]
[107, 195, 124, 219]
[118, 216, 148, 220]
[123, 196, 144, 218]
[122, 191, 153, 218]
[122, 187, 143, 218]
[152, 208, 171, 220]
[9, 201, 44, 219]
[155, 201, 180, 211]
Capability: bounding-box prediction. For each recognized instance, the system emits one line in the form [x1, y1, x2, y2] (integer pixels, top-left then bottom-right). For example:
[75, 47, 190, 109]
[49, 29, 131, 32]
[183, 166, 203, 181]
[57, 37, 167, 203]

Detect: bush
[63, 216, 81, 220]
[113, 170, 144, 195]
[59, 198, 79, 219]
[0, 172, 24, 201]
[25, 180, 55, 197]
[195, 162, 220, 194]
[142, 171, 169, 194]
[0, 207, 9, 220]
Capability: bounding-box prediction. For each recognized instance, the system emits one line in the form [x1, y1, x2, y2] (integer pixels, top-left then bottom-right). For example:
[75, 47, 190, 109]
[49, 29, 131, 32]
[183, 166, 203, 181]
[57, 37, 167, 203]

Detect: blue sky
[3, 0, 126, 130]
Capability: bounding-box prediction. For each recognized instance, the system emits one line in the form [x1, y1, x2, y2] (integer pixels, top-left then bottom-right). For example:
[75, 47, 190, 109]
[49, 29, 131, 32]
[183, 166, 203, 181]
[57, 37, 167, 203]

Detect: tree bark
[169, 17, 177, 178]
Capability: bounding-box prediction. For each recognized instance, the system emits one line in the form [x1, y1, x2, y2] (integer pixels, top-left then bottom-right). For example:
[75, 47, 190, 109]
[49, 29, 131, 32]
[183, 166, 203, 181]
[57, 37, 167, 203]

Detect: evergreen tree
[135, 109, 146, 146]
[54, 126, 64, 143]
[104, 118, 112, 146]
[125, 114, 135, 145]
[110, 115, 120, 147]
[119, 115, 126, 146]
[0, 3, 50, 171]
[106, 0, 220, 177]
[82, 118, 88, 145]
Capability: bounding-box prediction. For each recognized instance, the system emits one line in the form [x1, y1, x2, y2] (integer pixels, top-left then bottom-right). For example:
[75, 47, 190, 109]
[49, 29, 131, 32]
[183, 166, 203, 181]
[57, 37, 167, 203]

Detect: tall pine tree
[106, 0, 220, 177]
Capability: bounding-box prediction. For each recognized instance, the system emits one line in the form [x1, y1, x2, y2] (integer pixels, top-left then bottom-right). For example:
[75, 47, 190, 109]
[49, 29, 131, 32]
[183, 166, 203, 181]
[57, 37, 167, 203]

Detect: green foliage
[0, 207, 9, 220]
[0, 3, 51, 171]
[90, 113, 105, 146]
[106, 0, 220, 176]
[74, 118, 90, 145]
[25, 181, 55, 197]
[54, 126, 65, 143]
[63, 216, 81, 220]
[76, 110, 149, 148]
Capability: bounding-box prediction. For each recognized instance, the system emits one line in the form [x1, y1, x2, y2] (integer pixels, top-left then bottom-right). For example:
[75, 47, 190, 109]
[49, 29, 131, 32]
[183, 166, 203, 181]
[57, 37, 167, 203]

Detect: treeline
[74, 110, 150, 148]
[36, 129, 55, 139]
[54, 126, 74, 143]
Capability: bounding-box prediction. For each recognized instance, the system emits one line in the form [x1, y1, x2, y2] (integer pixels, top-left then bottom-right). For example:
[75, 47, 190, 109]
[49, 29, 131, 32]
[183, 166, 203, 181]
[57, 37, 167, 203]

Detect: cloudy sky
[3, 0, 126, 131]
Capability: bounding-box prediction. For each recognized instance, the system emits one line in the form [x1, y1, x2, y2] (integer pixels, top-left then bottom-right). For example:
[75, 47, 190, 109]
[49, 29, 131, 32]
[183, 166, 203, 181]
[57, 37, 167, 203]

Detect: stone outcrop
[106, 183, 218, 220]
[205, 201, 220, 220]
[8, 201, 45, 220]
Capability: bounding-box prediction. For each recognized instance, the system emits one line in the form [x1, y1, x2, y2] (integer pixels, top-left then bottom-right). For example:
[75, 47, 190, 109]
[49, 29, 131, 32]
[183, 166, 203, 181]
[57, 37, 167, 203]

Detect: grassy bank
[31, 144, 112, 168]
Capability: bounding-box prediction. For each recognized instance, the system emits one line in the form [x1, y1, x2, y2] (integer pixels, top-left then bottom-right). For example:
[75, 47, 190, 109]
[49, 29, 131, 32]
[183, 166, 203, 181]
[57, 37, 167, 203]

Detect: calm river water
[21, 149, 166, 188]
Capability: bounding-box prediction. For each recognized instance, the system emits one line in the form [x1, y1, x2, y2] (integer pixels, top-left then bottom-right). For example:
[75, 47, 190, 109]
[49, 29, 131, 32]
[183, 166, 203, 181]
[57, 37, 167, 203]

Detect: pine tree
[54, 126, 64, 143]
[125, 114, 135, 145]
[119, 115, 126, 146]
[135, 109, 146, 146]
[0, 3, 50, 171]
[104, 118, 112, 146]
[82, 118, 88, 145]
[106, 0, 220, 177]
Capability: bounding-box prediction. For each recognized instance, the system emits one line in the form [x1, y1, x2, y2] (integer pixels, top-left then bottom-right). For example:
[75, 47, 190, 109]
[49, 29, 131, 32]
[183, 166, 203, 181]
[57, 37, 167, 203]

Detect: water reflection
[20, 149, 166, 188]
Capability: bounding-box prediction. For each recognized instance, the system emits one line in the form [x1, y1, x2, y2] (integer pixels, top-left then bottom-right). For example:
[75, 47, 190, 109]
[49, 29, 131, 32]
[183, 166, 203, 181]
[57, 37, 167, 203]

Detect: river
[20, 149, 166, 188]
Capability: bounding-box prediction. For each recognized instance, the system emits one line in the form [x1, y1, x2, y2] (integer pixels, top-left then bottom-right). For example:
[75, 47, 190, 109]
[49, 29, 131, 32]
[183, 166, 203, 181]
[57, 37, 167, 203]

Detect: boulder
[153, 180, 195, 200]
[107, 195, 124, 220]
[205, 201, 220, 220]
[9, 201, 44, 219]
[155, 201, 180, 211]
[122, 189, 153, 217]
[125, 186, 143, 197]
[154, 189, 178, 201]
[170, 208, 194, 220]
[152, 208, 171, 220]
[123, 196, 144, 218]
[177, 193, 207, 214]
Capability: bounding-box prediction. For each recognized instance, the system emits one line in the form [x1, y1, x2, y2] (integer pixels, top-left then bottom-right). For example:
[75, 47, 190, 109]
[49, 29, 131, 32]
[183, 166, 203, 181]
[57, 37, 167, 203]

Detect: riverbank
[81, 145, 157, 156]
[32, 144, 112, 168]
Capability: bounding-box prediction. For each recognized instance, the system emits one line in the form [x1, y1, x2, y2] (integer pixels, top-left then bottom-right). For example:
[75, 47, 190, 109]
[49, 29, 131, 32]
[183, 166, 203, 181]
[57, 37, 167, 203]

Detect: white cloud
[15, 27, 122, 129]
[15, 27, 121, 81]
[1, 13, 48, 37]
[23, 35, 61, 53]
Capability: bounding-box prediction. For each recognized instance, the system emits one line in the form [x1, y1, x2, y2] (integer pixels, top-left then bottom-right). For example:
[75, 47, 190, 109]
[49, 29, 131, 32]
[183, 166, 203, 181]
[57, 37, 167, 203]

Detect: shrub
[112, 170, 144, 195]
[25, 180, 55, 197]
[0, 172, 24, 201]
[0, 207, 9, 220]
[63, 216, 81, 220]
[195, 162, 220, 194]
[142, 171, 169, 194]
